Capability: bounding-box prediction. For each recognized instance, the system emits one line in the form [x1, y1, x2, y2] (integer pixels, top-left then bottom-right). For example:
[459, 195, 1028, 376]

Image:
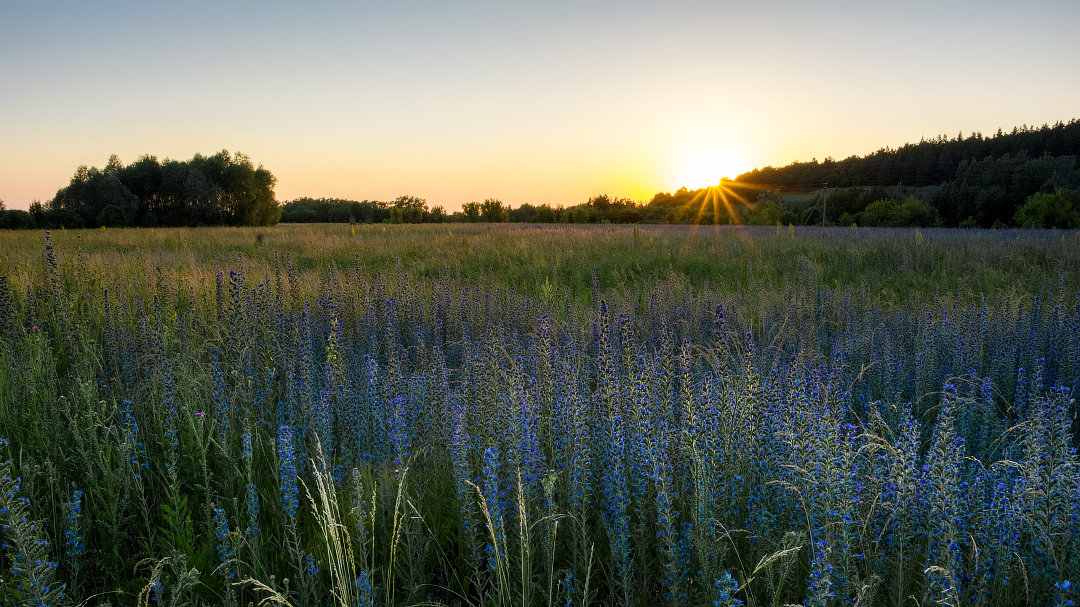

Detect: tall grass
[0, 224, 1078, 606]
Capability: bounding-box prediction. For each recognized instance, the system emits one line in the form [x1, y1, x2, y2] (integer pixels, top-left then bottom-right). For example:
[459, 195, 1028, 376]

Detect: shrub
[861, 196, 939, 227]
[1013, 189, 1080, 228]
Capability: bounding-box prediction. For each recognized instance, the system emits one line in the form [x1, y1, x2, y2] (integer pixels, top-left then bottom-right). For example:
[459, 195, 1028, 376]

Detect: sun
[677, 147, 744, 189]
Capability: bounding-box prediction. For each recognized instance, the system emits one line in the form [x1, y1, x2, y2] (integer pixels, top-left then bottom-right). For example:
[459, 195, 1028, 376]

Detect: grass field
[1, 224, 1078, 606]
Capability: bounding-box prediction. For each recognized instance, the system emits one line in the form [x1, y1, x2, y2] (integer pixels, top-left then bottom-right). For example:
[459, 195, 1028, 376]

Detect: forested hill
[734, 119, 1080, 190]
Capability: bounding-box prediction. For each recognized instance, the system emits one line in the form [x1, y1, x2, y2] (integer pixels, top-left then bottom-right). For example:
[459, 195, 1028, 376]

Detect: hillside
[734, 119, 1080, 190]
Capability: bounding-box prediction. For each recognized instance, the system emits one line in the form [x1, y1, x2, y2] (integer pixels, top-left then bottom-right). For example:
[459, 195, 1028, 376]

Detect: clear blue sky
[2, 0, 1078, 211]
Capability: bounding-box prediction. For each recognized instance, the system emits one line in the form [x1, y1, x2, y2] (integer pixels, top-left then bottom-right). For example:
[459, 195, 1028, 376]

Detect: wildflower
[482, 444, 506, 575]
[212, 507, 236, 579]
[64, 489, 84, 566]
[278, 425, 298, 518]
[356, 570, 374, 607]
[714, 571, 743, 607]
[245, 482, 259, 538]
[561, 570, 575, 607]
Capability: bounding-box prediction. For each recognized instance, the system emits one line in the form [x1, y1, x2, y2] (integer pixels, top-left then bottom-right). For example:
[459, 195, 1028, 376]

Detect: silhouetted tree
[392, 195, 427, 223]
[480, 198, 509, 222]
[509, 202, 536, 223]
[531, 204, 557, 223]
[462, 202, 481, 222]
[47, 151, 279, 227]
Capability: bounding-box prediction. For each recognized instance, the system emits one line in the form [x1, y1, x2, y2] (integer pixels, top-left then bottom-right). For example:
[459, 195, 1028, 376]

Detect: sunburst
[676, 180, 769, 225]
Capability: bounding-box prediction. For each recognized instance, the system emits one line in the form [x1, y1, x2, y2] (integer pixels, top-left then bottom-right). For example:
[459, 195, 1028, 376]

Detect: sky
[2, 1, 1079, 212]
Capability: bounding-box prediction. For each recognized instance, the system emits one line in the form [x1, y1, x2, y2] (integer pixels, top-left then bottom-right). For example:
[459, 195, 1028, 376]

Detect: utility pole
[822, 182, 828, 227]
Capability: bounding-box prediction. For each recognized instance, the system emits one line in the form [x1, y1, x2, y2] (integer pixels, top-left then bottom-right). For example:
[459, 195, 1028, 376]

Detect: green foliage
[391, 195, 428, 223]
[569, 204, 593, 223]
[462, 201, 482, 222]
[937, 152, 1080, 227]
[528, 203, 558, 223]
[740, 196, 801, 226]
[1013, 189, 1080, 228]
[729, 120, 1080, 228]
[480, 198, 510, 223]
[1, 450, 72, 607]
[860, 196, 940, 227]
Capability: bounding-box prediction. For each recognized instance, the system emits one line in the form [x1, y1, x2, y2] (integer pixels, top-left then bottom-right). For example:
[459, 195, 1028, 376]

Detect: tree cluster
[1, 151, 280, 229]
[1012, 189, 1080, 229]
[0, 199, 36, 229]
[936, 151, 1080, 227]
[282, 197, 391, 223]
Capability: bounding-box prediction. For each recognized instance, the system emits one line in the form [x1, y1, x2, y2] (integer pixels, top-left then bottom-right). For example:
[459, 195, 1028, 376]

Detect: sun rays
[678, 179, 769, 225]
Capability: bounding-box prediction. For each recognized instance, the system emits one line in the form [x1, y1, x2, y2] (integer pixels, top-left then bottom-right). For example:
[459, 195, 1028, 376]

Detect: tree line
[0, 151, 279, 229]
[278, 156, 1079, 229]
[4, 120, 1079, 230]
[277, 119, 1080, 229]
[280, 194, 650, 225]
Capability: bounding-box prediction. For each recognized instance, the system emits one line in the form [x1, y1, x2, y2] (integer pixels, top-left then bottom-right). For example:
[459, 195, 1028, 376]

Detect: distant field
[1, 222, 1076, 308]
[0, 224, 1078, 606]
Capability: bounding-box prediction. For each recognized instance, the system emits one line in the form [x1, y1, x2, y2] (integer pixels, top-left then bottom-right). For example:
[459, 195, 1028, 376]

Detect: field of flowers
[0, 223, 1078, 606]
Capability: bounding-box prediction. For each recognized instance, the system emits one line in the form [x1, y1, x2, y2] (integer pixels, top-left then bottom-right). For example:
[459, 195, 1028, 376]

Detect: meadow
[1, 223, 1078, 606]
